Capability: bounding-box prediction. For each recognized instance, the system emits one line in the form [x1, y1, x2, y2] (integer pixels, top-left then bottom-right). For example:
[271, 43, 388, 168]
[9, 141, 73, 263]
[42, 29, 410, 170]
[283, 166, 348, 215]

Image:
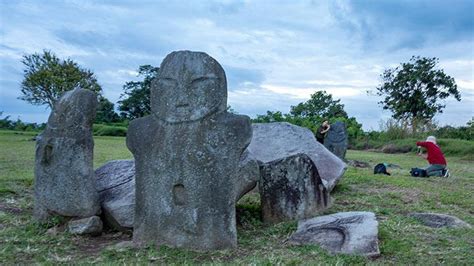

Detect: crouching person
[416, 136, 449, 177]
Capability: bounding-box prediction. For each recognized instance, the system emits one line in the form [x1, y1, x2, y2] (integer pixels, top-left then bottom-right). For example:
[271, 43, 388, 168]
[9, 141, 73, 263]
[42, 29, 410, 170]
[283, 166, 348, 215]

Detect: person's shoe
[443, 169, 450, 178]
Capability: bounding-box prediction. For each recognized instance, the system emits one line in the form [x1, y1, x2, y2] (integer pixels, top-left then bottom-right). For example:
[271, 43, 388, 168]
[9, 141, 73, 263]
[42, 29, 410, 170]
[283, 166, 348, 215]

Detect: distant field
[0, 130, 473, 264]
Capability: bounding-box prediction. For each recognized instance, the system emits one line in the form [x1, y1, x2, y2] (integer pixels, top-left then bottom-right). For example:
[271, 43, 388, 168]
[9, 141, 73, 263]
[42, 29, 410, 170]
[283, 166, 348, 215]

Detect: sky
[0, 0, 473, 130]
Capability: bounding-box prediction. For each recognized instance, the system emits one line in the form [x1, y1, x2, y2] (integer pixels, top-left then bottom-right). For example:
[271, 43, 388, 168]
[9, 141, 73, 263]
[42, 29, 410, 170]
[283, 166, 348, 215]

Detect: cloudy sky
[1, 0, 473, 129]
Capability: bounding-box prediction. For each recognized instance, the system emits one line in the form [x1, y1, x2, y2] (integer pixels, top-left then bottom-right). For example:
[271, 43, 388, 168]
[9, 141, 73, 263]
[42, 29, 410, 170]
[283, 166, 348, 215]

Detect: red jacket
[416, 141, 447, 165]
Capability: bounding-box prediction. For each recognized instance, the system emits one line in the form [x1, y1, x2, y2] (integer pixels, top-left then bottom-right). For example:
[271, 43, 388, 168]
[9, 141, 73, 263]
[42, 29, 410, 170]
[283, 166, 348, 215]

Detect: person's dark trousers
[425, 164, 446, 177]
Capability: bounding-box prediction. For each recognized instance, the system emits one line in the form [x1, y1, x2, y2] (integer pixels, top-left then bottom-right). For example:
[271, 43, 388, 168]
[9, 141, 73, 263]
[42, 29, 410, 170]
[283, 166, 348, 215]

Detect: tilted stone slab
[127, 51, 257, 250]
[248, 122, 346, 191]
[95, 160, 135, 231]
[259, 153, 330, 224]
[409, 212, 472, 228]
[34, 88, 100, 220]
[287, 211, 380, 257]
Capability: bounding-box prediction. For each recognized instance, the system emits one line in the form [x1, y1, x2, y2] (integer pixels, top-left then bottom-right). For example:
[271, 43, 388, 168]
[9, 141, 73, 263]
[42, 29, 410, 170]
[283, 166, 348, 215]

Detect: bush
[93, 124, 127, 136]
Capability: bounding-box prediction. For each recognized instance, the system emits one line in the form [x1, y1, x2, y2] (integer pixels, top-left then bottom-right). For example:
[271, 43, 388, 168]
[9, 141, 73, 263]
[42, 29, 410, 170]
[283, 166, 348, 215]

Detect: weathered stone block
[287, 211, 380, 257]
[259, 153, 330, 224]
[248, 122, 346, 192]
[324, 121, 348, 160]
[34, 88, 99, 220]
[409, 212, 472, 228]
[68, 216, 103, 235]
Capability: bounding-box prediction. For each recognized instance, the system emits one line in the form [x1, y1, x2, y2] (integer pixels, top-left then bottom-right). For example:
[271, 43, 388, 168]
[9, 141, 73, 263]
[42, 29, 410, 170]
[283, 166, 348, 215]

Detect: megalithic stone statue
[126, 51, 255, 250]
[324, 121, 348, 160]
[34, 88, 100, 221]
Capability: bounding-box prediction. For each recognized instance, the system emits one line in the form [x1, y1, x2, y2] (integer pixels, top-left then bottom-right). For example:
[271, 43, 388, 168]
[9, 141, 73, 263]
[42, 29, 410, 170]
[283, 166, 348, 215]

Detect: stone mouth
[175, 103, 190, 108]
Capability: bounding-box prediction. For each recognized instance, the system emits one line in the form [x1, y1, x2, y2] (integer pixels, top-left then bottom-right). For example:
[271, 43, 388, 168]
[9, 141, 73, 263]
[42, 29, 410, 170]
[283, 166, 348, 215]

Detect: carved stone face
[151, 51, 227, 123]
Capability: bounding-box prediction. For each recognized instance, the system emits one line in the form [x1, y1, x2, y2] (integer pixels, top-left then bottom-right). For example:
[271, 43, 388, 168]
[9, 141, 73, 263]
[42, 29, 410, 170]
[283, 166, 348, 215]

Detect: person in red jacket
[416, 136, 449, 177]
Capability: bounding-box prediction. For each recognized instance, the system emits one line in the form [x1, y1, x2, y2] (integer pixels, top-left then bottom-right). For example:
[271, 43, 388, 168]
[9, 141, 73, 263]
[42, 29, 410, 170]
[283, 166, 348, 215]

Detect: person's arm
[416, 141, 428, 148]
[321, 125, 331, 134]
[416, 141, 429, 159]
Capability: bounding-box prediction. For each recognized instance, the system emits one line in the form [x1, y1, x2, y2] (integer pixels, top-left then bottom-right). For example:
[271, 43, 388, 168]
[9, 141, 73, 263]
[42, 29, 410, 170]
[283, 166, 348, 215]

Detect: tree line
[15, 50, 462, 140]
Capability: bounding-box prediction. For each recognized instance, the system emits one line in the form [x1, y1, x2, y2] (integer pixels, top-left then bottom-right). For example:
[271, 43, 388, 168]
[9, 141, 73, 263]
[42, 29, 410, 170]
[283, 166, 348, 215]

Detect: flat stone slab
[248, 122, 346, 192]
[287, 211, 380, 257]
[409, 213, 472, 228]
[95, 160, 135, 231]
[68, 216, 103, 235]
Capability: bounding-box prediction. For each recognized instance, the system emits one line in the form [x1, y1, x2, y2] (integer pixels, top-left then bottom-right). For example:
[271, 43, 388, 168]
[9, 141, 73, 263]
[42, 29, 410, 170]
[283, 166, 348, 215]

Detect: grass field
[0, 130, 473, 264]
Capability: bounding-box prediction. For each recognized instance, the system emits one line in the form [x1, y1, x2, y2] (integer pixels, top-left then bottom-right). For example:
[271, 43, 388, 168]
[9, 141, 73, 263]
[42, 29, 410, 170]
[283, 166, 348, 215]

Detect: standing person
[416, 136, 449, 177]
[316, 120, 330, 144]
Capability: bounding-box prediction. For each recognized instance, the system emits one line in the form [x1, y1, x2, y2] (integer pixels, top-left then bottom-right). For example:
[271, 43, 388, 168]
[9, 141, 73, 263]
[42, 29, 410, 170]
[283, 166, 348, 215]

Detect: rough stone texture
[95, 160, 135, 231]
[127, 51, 256, 250]
[259, 153, 330, 224]
[235, 150, 259, 201]
[68, 216, 103, 235]
[287, 212, 380, 257]
[409, 213, 472, 228]
[324, 121, 348, 160]
[34, 88, 100, 221]
[248, 122, 346, 192]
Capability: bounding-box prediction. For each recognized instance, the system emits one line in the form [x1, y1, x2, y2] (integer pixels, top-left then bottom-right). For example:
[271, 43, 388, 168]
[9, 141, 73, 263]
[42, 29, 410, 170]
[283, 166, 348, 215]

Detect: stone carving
[324, 121, 348, 159]
[409, 213, 472, 228]
[34, 88, 100, 221]
[126, 51, 256, 250]
[287, 212, 380, 257]
[68, 216, 103, 235]
[95, 160, 135, 231]
[94, 155, 257, 233]
[248, 122, 346, 192]
[259, 153, 330, 224]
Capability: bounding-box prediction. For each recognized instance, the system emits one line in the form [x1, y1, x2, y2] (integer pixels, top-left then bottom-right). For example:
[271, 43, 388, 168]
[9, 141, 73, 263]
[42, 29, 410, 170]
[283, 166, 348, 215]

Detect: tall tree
[290, 90, 347, 119]
[118, 65, 159, 119]
[253, 91, 363, 140]
[376, 56, 460, 132]
[20, 50, 102, 109]
[95, 96, 120, 123]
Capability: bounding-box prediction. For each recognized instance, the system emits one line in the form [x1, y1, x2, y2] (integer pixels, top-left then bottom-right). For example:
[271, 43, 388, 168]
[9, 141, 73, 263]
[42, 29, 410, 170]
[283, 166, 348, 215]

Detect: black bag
[374, 163, 391, 176]
[410, 168, 427, 177]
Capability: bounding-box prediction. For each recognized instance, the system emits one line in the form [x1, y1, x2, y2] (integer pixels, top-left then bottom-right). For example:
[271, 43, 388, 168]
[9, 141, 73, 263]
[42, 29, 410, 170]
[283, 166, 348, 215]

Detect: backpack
[374, 163, 391, 176]
[410, 168, 427, 177]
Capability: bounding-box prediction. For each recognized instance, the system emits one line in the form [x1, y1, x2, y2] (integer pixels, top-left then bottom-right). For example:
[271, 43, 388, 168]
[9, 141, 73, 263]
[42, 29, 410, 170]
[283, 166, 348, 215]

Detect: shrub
[93, 124, 127, 136]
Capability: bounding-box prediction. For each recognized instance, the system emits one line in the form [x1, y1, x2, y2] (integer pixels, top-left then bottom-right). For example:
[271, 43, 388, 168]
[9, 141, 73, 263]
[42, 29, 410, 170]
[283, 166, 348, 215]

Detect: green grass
[1, 130, 473, 264]
[352, 137, 474, 160]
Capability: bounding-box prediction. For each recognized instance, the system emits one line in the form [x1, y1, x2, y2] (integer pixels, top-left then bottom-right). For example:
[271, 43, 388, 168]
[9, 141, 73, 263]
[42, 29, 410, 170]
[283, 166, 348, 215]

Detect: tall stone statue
[34, 88, 100, 221]
[324, 121, 348, 159]
[127, 51, 254, 250]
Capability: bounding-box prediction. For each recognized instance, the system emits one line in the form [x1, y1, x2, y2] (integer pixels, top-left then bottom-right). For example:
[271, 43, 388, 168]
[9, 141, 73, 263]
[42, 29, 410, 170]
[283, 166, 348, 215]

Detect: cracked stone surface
[287, 211, 380, 257]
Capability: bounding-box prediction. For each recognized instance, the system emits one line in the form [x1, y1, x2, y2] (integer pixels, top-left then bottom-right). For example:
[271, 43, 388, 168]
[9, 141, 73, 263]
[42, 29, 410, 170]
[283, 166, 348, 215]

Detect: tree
[290, 91, 347, 119]
[20, 50, 102, 109]
[95, 96, 120, 123]
[118, 65, 159, 119]
[252, 90, 363, 141]
[376, 56, 460, 132]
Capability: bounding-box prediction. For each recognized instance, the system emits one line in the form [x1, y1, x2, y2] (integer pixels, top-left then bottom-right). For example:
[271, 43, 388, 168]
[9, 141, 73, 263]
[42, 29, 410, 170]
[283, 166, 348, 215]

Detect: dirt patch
[73, 231, 132, 257]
